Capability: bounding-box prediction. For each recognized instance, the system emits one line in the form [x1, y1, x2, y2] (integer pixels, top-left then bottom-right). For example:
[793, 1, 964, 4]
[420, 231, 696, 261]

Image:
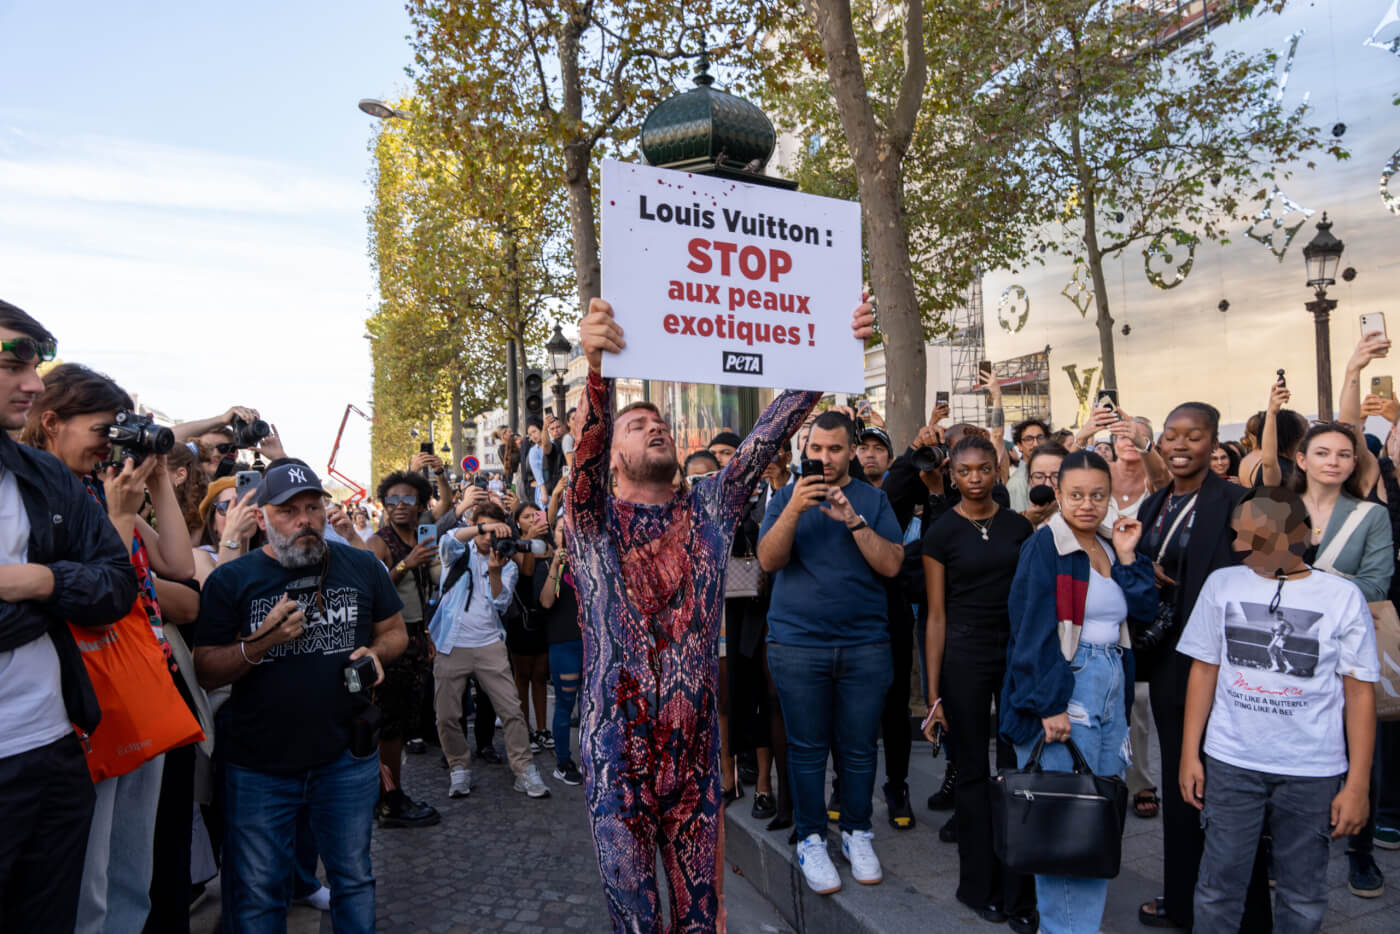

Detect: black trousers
[726, 598, 772, 756]
[0, 734, 96, 934]
[879, 610, 914, 786]
[942, 630, 1034, 913]
[1151, 651, 1272, 930]
[144, 743, 196, 934]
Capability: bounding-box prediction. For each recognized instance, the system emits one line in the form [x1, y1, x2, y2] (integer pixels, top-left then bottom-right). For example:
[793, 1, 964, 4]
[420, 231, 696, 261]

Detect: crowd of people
[0, 288, 1395, 934]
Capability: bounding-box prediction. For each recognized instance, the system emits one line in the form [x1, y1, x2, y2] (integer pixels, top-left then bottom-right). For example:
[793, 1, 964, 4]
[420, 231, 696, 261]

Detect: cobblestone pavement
[193, 718, 793, 933]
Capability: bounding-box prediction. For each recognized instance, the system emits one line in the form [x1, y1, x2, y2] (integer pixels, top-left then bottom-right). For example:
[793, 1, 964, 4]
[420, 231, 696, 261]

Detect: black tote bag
[990, 736, 1128, 879]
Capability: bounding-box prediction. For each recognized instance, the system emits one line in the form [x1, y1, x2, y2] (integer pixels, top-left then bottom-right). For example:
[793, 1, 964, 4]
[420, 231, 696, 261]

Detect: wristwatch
[848, 515, 869, 533]
[222, 539, 241, 550]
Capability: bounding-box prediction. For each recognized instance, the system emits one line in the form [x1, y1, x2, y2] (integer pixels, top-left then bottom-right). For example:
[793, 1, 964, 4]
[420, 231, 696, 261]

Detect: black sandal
[1133, 789, 1160, 819]
[1138, 897, 1184, 928]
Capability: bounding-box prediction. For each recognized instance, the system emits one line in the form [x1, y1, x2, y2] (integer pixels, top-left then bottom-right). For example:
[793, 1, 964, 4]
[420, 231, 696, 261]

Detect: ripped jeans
[1015, 642, 1128, 934]
[550, 640, 583, 767]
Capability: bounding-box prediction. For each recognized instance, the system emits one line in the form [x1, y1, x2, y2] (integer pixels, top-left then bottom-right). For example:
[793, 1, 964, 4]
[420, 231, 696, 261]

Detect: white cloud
[0, 127, 377, 488]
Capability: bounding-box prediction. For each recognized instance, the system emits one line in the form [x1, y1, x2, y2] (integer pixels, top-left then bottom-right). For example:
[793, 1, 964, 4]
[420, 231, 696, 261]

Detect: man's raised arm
[564, 299, 623, 539]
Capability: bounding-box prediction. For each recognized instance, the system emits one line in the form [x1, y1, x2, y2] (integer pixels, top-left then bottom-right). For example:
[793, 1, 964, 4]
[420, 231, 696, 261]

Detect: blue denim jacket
[427, 533, 517, 651]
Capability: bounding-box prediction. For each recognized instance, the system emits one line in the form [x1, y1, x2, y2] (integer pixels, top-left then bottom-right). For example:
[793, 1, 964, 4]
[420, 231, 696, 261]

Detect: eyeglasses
[384, 495, 418, 507]
[214, 500, 233, 515]
[0, 337, 57, 363]
[1029, 472, 1059, 484]
[1021, 434, 1046, 444]
[1064, 491, 1109, 505]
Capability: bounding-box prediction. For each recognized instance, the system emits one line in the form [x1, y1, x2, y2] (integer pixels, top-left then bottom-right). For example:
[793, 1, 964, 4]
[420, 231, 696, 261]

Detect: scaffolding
[943, 277, 1052, 429]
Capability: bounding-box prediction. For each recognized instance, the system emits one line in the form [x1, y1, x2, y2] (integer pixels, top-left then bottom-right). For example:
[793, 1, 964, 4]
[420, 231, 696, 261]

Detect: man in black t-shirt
[193, 460, 406, 932]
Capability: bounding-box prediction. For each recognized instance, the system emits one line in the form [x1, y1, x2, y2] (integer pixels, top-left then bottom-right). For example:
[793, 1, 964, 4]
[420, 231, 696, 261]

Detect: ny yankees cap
[257, 462, 329, 506]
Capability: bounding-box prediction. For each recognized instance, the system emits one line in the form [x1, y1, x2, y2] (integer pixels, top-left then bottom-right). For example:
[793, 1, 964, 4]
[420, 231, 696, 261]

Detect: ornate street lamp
[547, 323, 573, 419]
[1302, 214, 1345, 421]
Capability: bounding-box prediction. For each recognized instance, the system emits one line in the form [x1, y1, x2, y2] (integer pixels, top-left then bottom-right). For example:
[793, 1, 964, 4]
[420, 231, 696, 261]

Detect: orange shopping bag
[70, 603, 204, 783]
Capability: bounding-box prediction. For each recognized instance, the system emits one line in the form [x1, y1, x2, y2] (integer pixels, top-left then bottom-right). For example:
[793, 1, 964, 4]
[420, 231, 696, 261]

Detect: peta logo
[288, 467, 307, 484]
[721, 351, 763, 375]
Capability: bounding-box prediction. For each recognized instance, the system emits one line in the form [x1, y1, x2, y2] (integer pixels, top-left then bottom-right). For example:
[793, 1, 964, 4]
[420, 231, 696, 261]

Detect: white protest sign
[600, 159, 864, 393]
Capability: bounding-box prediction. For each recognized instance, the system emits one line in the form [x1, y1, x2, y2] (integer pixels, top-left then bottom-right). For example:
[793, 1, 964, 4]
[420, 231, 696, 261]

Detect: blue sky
[0, 0, 416, 489]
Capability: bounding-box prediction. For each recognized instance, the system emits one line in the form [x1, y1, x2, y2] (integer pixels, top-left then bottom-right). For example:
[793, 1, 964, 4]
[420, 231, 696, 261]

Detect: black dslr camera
[491, 535, 547, 558]
[106, 411, 175, 466]
[230, 414, 272, 449]
[912, 444, 950, 472]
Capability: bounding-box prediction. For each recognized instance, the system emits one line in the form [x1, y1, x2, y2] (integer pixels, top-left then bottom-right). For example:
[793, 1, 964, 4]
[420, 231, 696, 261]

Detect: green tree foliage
[406, 0, 762, 319]
[365, 101, 566, 482]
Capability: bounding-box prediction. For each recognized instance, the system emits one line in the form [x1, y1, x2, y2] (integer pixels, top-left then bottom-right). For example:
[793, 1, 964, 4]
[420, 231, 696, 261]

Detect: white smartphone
[1361, 312, 1387, 340]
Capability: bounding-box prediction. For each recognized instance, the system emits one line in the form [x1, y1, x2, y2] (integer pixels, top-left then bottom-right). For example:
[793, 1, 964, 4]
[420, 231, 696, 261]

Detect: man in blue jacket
[0, 299, 139, 934]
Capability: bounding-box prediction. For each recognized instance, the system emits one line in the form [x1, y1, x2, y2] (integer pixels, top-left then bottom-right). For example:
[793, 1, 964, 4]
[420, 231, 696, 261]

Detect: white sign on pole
[600, 159, 864, 393]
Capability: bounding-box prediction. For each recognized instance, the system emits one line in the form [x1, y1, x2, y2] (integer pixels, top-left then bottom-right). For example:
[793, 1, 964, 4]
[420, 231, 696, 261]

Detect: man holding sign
[564, 295, 874, 932]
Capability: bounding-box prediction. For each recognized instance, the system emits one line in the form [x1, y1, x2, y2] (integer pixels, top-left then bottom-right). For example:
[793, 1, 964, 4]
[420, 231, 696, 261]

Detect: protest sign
[600, 159, 864, 393]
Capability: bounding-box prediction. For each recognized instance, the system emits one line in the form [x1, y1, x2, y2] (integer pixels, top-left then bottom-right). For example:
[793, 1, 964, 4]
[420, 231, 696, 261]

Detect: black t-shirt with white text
[194, 543, 403, 774]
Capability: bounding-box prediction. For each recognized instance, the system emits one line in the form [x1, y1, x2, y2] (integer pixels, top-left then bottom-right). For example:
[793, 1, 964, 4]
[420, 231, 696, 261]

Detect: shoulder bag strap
[1155, 493, 1199, 563]
[1314, 501, 1378, 575]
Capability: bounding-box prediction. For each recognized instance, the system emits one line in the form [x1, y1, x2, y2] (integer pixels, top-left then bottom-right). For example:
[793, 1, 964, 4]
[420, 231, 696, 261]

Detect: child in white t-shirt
[1177, 486, 1379, 933]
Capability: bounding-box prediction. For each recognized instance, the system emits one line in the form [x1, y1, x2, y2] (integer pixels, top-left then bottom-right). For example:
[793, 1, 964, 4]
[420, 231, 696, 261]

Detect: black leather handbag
[990, 737, 1128, 879]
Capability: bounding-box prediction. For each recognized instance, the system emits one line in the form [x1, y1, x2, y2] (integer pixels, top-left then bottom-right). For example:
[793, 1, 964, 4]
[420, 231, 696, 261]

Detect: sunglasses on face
[214, 500, 233, 515]
[384, 495, 418, 507]
[213, 443, 236, 455]
[0, 337, 57, 363]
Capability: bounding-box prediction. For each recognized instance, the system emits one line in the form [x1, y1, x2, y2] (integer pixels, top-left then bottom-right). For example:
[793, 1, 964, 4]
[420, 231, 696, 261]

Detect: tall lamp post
[547, 323, 572, 420]
[1302, 214, 1345, 422]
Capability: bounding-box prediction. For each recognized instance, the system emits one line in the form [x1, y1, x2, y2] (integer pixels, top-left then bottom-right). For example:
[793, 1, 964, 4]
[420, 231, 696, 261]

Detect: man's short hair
[1028, 440, 1070, 467]
[616, 401, 661, 421]
[377, 470, 432, 506]
[475, 502, 507, 523]
[684, 450, 721, 474]
[1013, 419, 1051, 445]
[526, 415, 543, 430]
[811, 410, 855, 442]
[0, 299, 56, 345]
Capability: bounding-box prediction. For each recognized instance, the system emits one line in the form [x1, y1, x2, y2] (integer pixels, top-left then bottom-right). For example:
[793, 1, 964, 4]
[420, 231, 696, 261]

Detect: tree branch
[888, 0, 927, 153]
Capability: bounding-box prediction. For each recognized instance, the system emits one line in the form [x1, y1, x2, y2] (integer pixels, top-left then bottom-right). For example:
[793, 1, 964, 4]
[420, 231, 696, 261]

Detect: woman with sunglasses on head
[1002, 449, 1155, 934]
[1134, 402, 1272, 931]
[922, 436, 1036, 929]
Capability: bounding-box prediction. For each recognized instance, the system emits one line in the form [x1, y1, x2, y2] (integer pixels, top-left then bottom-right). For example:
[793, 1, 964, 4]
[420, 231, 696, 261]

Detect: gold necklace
[957, 504, 996, 541]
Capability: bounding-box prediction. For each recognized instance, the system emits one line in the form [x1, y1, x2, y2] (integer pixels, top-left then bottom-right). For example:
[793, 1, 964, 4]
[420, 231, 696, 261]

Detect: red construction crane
[328, 404, 372, 503]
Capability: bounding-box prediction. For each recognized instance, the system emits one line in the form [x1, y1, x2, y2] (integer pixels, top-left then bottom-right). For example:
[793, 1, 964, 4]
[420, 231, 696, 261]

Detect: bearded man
[193, 458, 407, 933]
[564, 296, 874, 932]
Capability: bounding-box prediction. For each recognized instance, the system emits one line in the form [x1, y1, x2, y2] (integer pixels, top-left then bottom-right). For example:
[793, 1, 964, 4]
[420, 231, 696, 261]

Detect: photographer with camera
[758, 408, 904, 894]
[174, 406, 282, 479]
[365, 470, 443, 830]
[427, 501, 550, 800]
[192, 459, 407, 933]
[0, 303, 141, 934]
[20, 362, 203, 934]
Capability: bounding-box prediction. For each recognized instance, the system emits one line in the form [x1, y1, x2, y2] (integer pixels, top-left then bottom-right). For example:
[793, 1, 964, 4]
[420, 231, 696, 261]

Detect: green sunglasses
[0, 337, 57, 363]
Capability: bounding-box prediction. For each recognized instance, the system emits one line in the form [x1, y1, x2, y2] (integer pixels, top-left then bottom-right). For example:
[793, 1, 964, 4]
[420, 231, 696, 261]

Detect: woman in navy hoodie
[1002, 450, 1157, 934]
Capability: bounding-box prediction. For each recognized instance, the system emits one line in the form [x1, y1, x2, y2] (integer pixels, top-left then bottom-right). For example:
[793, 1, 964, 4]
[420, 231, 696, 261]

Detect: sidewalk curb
[724, 807, 965, 934]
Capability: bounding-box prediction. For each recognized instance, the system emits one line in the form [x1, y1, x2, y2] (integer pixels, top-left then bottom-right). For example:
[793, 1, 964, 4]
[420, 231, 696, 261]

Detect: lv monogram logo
[1062, 363, 1103, 429]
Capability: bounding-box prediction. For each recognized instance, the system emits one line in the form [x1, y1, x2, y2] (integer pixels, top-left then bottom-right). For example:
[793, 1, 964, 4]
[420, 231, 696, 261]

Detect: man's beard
[266, 521, 328, 568]
[617, 448, 679, 485]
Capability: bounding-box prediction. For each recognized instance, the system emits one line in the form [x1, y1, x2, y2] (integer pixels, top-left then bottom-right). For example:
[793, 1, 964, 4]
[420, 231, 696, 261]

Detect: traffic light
[523, 369, 545, 421]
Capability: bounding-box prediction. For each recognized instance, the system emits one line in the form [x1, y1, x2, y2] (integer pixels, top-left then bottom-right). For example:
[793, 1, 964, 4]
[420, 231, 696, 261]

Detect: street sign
[461, 455, 479, 474]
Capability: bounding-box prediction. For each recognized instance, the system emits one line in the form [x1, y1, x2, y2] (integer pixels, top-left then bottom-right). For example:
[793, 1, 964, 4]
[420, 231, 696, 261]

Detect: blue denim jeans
[768, 641, 892, 841]
[76, 752, 165, 934]
[225, 748, 379, 934]
[1196, 755, 1340, 934]
[549, 640, 583, 766]
[1015, 642, 1128, 934]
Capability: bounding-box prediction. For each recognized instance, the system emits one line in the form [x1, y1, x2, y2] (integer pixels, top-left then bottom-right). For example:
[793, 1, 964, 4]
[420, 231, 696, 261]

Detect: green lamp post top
[640, 49, 792, 189]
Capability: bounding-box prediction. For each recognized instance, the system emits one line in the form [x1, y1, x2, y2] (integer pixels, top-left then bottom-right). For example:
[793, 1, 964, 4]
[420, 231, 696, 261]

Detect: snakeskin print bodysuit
[563, 371, 817, 933]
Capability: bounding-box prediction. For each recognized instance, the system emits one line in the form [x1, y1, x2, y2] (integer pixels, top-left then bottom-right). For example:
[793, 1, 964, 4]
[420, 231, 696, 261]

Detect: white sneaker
[293, 885, 331, 911]
[449, 767, 471, 798]
[841, 829, 882, 884]
[514, 763, 551, 798]
[796, 834, 841, 894]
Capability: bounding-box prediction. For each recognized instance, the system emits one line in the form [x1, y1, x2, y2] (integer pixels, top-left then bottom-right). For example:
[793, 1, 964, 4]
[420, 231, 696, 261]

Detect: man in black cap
[856, 426, 894, 488]
[709, 430, 743, 468]
[193, 458, 407, 932]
